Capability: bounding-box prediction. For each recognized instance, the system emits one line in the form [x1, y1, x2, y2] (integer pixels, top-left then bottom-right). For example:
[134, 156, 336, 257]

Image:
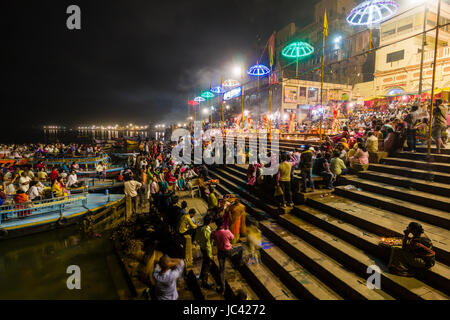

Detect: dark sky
[2, 0, 313, 131]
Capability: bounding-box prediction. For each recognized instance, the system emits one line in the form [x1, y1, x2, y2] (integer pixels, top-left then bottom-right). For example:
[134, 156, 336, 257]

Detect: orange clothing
[228, 203, 246, 243]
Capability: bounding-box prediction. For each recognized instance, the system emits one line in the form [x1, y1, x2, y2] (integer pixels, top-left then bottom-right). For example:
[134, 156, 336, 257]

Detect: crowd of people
[0, 143, 107, 160]
[120, 140, 251, 299]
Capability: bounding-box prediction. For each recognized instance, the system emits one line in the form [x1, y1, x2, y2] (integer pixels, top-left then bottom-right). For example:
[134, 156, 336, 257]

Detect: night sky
[2, 0, 313, 132]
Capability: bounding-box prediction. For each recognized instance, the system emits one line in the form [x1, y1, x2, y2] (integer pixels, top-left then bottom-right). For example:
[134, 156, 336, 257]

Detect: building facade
[274, 0, 377, 86]
[374, 0, 450, 96]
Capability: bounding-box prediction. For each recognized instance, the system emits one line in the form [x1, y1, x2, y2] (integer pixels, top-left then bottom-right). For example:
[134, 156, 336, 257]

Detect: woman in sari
[52, 177, 67, 198]
[349, 143, 369, 167]
[227, 198, 246, 244]
[388, 222, 435, 276]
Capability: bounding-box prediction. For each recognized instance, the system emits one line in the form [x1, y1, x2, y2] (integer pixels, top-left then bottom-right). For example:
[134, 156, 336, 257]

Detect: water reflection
[0, 226, 131, 299]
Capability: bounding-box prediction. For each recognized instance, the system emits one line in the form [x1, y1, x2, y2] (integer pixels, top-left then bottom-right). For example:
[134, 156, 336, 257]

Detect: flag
[268, 32, 276, 68]
[323, 9, 328, 37]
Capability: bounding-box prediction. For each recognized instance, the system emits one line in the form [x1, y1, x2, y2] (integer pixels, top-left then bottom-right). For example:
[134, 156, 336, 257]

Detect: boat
[76, 164, 125, 178]
[68, 178, 124, 194]
[110, 152, 139, 158]
[0, 193, 124, 240]
[29, 153, 111, 168]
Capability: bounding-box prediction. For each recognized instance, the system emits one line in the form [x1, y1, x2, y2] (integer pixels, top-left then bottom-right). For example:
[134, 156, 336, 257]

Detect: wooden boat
[76, 165, 125, 178]
[0, 193, 124, 240]
[110, 152, 139, 158]
[29, 153, 111, 167]
[67, 178, 124, 194]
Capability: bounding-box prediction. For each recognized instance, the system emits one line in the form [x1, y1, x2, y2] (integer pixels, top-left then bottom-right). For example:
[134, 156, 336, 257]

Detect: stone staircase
[197, 141, 450, 300]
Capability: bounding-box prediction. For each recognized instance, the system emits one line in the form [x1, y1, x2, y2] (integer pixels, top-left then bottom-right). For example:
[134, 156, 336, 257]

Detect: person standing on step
[124, 175, 142, 218]
[194, 214, 214, 289]
[276, 152, 295, 207]
[432, 99, 448, 154]
[212, 217, 243, 294]
[404, 105, 419, 152]
[227, 198, 246, 244]
[299, 145, 315, 193]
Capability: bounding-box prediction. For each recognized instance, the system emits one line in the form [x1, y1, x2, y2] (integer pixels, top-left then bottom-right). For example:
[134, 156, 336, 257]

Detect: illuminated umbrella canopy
[282, 41, 314, 59]
[194, 96, 206, 102]
[210, 86, 225, 94]
[247, 64, 270, 77]
[201, 91, 215, 99]
[346, 0, 399, 26]
[223, 79, 240, 88]
[188, 100, 199, 106]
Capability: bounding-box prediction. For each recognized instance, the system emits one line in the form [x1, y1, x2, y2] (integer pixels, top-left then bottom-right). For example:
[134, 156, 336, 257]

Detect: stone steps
[340, 175, 450, 212]
[334, 186, 450, 231]
[187, 263, 224, 300]
[381, 157, 450, 173]
[237, 245, 297, 300]
[260, 219, 393, 300]
[293, 200, 450, 294]
[357, 170, 450, 197]
[259, 235, 343, 300]
[210, 256, 260, 300]
[416, 147, 450, 155]
[394, 152, 450, 163]
[277, 213, 449, 300]
[209, 168, 279, 216]
[368, 163, 450, 185]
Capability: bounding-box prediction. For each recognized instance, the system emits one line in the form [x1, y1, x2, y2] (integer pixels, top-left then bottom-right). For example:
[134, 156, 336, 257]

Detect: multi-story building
[373, 0, 450, 97]
[271, 0, 375, 120]
[275, 0, 376, 86]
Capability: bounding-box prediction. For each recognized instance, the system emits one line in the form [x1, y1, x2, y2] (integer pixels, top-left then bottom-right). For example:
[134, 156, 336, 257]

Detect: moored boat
[0, 193, 124, 240]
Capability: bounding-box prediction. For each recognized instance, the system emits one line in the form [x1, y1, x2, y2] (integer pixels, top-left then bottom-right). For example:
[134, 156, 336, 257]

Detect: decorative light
[247, 64, 270, 77]
[223, 79, 240, 88]
[224, 86, 242, 101]
[188, 100, 199, 105]
[194, 96, 206, 102]
[211, 86, 225, 94]
[346, 0, 399, 26]
[281, 41, 314, 59]
[201, 91, 215, 99]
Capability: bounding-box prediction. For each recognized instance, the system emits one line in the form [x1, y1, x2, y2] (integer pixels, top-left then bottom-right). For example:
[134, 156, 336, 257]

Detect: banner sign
[224, 86, 242, 101]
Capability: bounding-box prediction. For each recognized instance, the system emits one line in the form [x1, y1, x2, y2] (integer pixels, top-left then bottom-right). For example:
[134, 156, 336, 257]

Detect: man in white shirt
[96, 163, 105, 180]
[124, 176, 142, 218]
[67, 170, 79, 188]
[19, 172, 32, 193]
[27, 181, 41, 201]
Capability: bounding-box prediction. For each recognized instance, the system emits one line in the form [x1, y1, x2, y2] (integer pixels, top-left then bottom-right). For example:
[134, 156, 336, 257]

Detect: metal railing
[0, 193, 88, 225]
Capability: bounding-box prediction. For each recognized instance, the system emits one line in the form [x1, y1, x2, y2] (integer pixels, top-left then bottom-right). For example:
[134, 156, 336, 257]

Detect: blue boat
[30, 153, 111, 168]
[75, 165, 125, 178]
[0, 193, 125, 240]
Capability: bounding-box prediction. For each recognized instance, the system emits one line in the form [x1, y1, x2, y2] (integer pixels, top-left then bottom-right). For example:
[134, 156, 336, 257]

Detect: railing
[0, 193, 88, 225]
[280, 133, 328, 141]
[34, 153, 110, 163]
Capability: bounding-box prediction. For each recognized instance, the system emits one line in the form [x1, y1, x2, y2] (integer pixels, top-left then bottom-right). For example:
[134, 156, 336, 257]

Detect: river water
[0, 129, 144, 299]
[0, 225, 133, 299]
